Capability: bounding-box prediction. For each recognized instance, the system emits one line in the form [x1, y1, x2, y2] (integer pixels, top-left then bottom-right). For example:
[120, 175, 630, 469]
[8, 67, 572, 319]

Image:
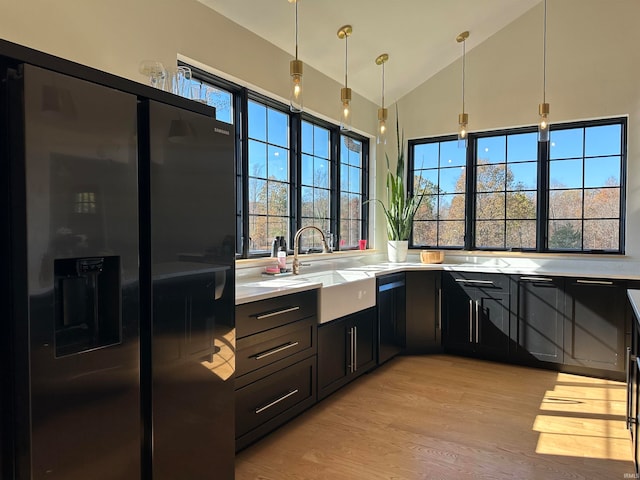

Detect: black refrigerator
[1, 49, 235, 480]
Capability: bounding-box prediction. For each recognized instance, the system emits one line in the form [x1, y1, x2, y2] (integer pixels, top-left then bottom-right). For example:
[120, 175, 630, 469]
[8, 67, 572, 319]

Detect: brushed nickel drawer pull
[455, 279, 495, 286]
[520, 276, 553, 282]
[353, 326, 358, 372]
[256, 306, 300, 320]
[437, 287, 442, 330]
[255, 389, 299, 414]
[348, 327, 355, 373]
[576, 279, 613, 285]
[469, 299, 473, 343]
[254, 341, 300, 360]
[475, 300, 479, 344]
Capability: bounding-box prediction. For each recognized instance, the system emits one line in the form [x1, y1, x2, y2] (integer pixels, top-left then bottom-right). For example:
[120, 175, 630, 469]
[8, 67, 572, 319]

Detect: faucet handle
[324, 231, 334, 252]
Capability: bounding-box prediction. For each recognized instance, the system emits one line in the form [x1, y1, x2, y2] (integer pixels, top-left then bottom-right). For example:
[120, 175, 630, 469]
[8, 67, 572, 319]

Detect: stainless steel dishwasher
[376, 272, 406, 364]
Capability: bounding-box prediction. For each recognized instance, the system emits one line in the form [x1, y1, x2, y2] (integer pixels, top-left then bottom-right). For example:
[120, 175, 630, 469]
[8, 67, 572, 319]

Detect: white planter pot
[387, 240, 408, 263]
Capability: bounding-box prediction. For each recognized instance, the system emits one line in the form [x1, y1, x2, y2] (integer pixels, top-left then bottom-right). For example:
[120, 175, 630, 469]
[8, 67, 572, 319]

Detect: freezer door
[21, 64, 140, 480]
[148, 100, 236, 480]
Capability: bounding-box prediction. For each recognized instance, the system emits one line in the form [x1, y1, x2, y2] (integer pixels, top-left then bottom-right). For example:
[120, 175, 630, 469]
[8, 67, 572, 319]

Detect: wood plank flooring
[235, 355, 634, 480]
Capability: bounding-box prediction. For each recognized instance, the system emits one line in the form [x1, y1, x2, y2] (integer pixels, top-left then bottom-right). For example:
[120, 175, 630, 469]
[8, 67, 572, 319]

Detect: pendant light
[289, 0, 303, 112]
[337, 25, 353, 131]
[456, 30, 469, 147]
[375, 53, 389, 145]
[538, 0, 550, 142]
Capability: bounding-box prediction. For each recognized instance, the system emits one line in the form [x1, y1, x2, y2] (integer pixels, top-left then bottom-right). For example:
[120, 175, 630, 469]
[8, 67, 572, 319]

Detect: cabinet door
[442, 274, 473, 350]
[443, 273, 510, 357]
[353, 308, 376, 374]
[514, 276, 564, 363]
[405, 272, 441, 353]
[473, 289, 511, 357]
[564, 278, 626, 372]
[317, 318, 349, 399]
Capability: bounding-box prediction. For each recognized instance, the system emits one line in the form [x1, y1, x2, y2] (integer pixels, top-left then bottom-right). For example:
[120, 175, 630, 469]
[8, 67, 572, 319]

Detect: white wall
[1, 0, 383, 247]
[396, 0, 640, 263]
[0, 0, 378, 151]
[5, 0, 639, 262]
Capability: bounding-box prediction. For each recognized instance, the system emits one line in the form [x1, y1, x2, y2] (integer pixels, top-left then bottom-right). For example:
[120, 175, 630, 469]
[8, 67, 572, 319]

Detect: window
[178, 63, 234, 124]
[300, 120, 331, 249]
[548, 123, 623, 251]
[187, 66, 369, 258]
[409, 118, 626, 254]
[247, 100, 291, 253]
[188, 77, 234, 124]
[475, 132, 538, 250]
[340, 135, 367, 249]
[412, 139, 466, 248]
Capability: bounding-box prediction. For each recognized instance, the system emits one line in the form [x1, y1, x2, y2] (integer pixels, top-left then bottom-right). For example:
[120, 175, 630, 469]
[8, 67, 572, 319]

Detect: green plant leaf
[371, 106, 426, 241]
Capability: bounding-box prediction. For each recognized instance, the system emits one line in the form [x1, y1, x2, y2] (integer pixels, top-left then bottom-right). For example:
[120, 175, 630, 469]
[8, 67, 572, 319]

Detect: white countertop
[628, 290, 640, 322]
[236, 260, 640, 305]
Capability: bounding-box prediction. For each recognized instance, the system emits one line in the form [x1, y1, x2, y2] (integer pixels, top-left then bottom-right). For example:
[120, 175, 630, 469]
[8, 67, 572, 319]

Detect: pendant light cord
[461, 39, 466, 113]
[542, 0, 547, 104]
[381, 62, 385, 109]
[295, 1, 299, 60]
[344, 35, 349, 88]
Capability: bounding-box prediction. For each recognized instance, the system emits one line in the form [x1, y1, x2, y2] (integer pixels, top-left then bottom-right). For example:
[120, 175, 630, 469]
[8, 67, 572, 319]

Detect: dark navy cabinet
[563, 278, 627, 374]
[235, 290, 318, 451]
[511, 275, 565, 364]
[442, 272, 511, 359]
[405, 271, 442, 354]
[317, 307, 376, 400]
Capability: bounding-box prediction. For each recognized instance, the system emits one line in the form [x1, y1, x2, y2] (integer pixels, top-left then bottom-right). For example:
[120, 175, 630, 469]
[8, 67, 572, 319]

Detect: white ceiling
[198, 0, 541, 105]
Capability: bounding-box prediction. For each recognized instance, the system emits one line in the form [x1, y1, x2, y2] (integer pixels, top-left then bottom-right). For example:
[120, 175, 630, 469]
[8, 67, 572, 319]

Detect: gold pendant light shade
[338, 25, 353, 131]
[538, 0, 550, 142]
[456, 31, 469, 146]
[375, 53, 389, 145]
[289, 0, 303, 112]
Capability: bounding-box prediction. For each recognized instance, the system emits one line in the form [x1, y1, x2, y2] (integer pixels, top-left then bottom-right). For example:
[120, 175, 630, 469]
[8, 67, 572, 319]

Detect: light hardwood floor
[235, 354, 634, 480]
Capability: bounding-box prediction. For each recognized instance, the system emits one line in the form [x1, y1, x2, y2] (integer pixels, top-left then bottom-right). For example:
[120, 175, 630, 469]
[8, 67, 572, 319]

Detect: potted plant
[372, 110, 424, 262]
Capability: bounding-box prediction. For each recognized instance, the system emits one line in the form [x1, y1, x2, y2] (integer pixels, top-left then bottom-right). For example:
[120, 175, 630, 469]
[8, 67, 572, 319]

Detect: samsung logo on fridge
[214, 127, 230, 136]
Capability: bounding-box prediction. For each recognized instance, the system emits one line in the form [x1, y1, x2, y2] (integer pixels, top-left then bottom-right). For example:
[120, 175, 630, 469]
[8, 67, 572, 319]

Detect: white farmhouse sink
[295, 270, 376, 324]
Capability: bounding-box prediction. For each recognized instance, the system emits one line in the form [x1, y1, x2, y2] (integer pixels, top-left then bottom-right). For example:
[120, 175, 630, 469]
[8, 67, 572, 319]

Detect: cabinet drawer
[235, 356, 316, 439]
[236, 317, 316, 378]
[236, 289, 317, 338]
[447, 271, 510, 292]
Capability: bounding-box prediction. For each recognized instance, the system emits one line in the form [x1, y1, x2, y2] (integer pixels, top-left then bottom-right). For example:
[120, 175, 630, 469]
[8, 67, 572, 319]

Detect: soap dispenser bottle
[277, 237, 287, 272]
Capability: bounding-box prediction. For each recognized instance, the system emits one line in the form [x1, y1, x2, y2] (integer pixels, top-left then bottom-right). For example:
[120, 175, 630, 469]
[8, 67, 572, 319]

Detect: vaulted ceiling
[198, 0, 542, 104]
